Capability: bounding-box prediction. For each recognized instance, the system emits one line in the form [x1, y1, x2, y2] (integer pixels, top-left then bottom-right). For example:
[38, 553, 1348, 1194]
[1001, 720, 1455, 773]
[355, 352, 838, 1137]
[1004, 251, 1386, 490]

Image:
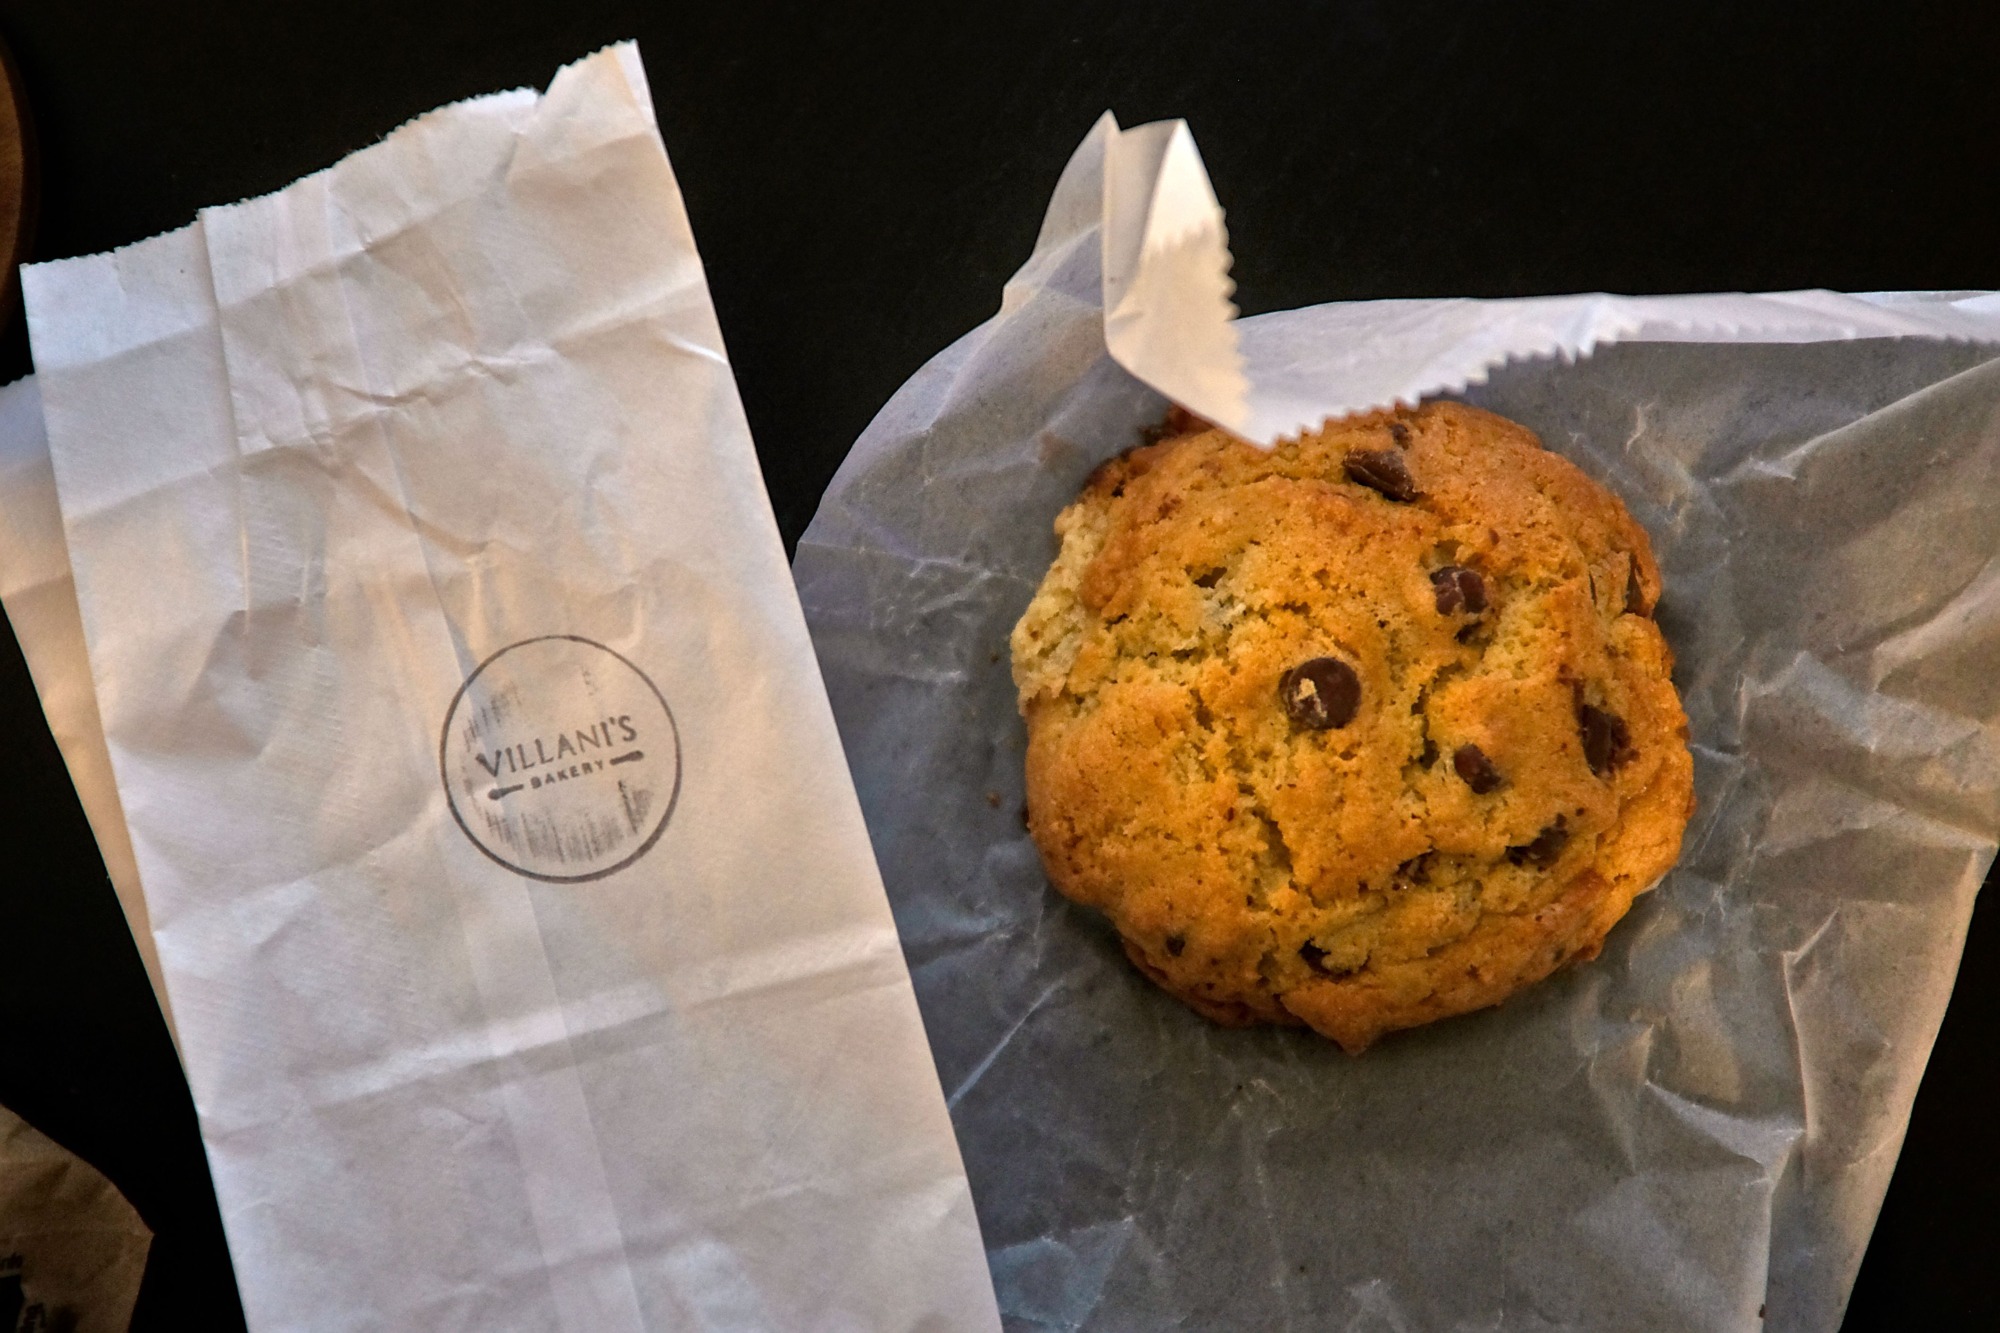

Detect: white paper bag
[14, 44, 998, 1332]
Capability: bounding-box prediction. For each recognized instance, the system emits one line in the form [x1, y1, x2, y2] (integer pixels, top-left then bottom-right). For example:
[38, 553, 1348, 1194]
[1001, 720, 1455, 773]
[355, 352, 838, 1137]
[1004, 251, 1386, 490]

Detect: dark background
[0, 2, 1994, 1328]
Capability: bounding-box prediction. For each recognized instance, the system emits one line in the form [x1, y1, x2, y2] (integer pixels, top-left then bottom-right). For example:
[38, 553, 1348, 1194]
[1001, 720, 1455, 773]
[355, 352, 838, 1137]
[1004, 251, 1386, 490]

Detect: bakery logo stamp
[441, 636, 681, 883]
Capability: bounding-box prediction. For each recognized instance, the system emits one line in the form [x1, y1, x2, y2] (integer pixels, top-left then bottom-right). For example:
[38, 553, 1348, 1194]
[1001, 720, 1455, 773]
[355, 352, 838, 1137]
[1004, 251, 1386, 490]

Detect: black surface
[0, 3, 1994, 1328]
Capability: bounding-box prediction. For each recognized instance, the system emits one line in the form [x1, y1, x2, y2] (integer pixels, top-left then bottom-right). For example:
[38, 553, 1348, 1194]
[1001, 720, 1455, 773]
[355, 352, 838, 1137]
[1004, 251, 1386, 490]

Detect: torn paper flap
[1089, 116, 2000, 444]
[1097, 115, 1249, 435]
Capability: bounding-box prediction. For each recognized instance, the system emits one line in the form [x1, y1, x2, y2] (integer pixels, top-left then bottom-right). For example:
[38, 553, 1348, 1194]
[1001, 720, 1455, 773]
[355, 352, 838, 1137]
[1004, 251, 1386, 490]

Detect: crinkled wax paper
[0, 1102, 151, 1333]
[795, 114, 2000, 1331]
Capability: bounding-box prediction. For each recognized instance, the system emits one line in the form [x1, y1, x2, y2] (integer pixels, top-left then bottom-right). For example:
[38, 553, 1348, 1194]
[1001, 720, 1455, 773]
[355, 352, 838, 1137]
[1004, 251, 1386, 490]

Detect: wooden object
[0, 33, 34, 319]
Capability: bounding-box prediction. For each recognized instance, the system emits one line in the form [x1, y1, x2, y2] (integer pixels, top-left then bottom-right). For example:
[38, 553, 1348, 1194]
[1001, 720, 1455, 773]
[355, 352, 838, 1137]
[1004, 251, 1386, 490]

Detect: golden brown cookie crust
[1010, 403, 1694, 1053]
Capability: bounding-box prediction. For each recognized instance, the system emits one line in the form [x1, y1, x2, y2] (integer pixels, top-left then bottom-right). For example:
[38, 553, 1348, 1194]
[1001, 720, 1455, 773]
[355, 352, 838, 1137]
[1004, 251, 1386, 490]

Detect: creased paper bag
[795, 112, 2000, 1331]
[0, 376, 172, 1048]
[13, 44, 998, 1332]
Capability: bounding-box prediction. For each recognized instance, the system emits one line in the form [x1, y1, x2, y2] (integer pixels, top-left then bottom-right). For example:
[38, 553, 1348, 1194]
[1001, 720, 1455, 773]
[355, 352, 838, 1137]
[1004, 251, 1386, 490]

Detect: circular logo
[441, 636, 681, 883]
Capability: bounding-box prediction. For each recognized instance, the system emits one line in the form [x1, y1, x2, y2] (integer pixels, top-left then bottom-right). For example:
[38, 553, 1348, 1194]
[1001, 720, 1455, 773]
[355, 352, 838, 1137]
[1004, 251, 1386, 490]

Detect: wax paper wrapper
[8, 45, 998, 1332]
[794, 114, 2000, 1331]
[0, 1101, 151, 1333]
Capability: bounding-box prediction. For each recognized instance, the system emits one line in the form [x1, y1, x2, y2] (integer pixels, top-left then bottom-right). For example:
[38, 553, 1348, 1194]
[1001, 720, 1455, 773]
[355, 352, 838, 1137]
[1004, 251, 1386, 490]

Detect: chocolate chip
[1430, 565, 1488, 615]
[1165, 934, 1186, 957]
[1579, 703, 1633, 776]
[1453, 744, 1504, 794]
[1507, 818, 1570, 868]
[1388, 422, 1412, 448]
[1279, 657, 1361, 730]
[1344, 449, 1418, 503]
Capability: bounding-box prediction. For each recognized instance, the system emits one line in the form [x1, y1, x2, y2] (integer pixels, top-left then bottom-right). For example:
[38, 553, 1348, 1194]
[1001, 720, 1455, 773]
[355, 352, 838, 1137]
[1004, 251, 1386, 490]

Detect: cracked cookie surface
[1010, 402, 1694, 1053]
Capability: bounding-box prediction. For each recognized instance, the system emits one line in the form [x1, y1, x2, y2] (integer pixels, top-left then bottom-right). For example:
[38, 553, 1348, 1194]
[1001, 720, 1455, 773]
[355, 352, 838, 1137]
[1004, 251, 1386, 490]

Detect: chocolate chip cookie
[1010, 403, 1693, 1053]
